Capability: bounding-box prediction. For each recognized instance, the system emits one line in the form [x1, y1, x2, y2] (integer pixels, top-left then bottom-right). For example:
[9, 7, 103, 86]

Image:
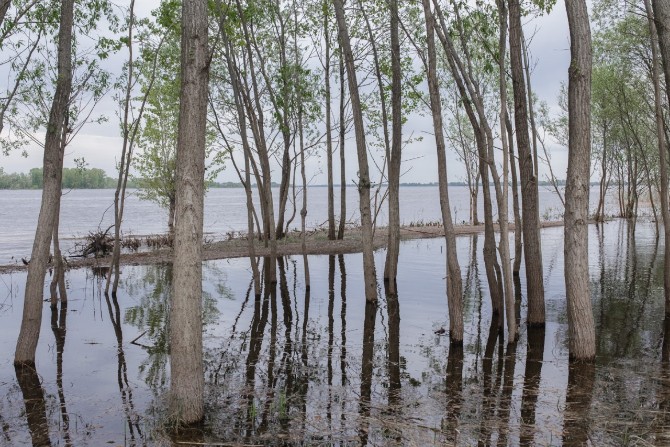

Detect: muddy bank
[0, 220, 565, 274]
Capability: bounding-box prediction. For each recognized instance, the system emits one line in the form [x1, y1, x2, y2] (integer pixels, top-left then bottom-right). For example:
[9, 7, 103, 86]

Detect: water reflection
[50, 304, 71, 447]
[562, 361, 595, 446]
[520, 327, 545, 445]
[104, 291, 144, 445]
[5, 220, 670, 445]
[358, 299, 377, 446]
[14, 364, 51, 446]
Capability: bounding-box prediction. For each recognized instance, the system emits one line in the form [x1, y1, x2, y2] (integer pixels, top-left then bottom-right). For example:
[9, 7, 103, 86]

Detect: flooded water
[1, 219, 669, 446]
[0, 185, 615, 265]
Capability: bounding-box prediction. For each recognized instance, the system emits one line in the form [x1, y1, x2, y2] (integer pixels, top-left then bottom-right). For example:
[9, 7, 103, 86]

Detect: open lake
[0, 185, 615, 265]
[1, 219, 668, 445]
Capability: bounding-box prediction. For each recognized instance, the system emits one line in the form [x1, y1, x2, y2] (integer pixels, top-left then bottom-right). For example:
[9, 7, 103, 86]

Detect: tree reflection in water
[14, 363, 51, 447]
[7, 220, 670, 445]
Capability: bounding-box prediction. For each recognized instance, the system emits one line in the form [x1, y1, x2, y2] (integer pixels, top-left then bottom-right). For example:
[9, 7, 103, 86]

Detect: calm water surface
[1, 219, 668, 446]
[0, 185, 615, 264]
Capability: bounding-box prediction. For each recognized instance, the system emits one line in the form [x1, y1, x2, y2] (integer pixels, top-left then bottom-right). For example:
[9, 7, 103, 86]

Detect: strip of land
[0, 220, 565, 274]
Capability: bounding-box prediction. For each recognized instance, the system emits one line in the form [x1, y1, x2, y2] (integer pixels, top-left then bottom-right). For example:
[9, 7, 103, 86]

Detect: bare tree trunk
[506, 113, 523, 275]
[324, 1, 336, 241]
[422, 0, 464, 342]
[294, 1, 309, 289]
[169, 0, 208, 424]
[244, 151, 260, 296]
[650, 0, 670, 315]
[594, 122, 608, 223]
[509, 0, 545, 325]
[49, 205, 67, 307]
[338, 51, 347, 240]
[15, 0, 73, 366]
[333, 0, 377, 303]
[564, 0, 596, 360]
[497, 0, 517, 342]
[384, 0, 402, 291]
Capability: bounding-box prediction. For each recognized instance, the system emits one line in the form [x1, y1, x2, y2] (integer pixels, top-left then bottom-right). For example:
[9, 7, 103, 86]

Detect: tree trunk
[506, 113, 523, 275]
[564, 0, 596, 360]
[497, 0, 517, 342]
[49, 207, 67, 307]
[338, 51, 347, 240]
[651, 0, 670, 315]
[384, 0, 402, 292]
[333, 0, 377, 303]
[15, 0, 74, 366]
[324, 2, 336, 241]
[294, 2, 310, 289]
[169, 0, 208, 425]
[422, 0, 464, 342]
[509, 0, 545, 325]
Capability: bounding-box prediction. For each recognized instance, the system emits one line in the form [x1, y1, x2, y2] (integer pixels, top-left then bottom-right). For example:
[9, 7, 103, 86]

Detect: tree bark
[333, 0, 377, 303]
[422, 0, 464, 342]
[651, 0, 670, 315]
[564, 0, 596, 360]
[509, 0, 545, 325]
[384, 0, 402, 291]
[15, 0, 73, 366]
[506, 113, 523, 275]
[169, 0, 209, 425]
[497, 0, 517, 342]
[338, 51, 347, 240]
[324, 1, 336, 241]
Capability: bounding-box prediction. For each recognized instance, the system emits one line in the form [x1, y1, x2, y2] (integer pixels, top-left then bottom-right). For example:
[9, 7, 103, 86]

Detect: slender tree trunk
[498, 0, 517, 342]
[294, 2, 309, 289]
[333, 0, 377, 303]
[522, 34, 540, 183]
[564, 0, 596, 360]
[651, 0, 670, 315]
[595, 122, 608, 223]
[422, 0, 464, 342]
[509, 0, 545, 325]
[324, 2, 336, 241]
[49, 205, 67, 307]
[245, 150, 260, 296]
[15, 0, 73, 366]
[384, 0, 402, 291]
[338, 51, 347, 240]
[107, 1, 136, 296]
[506, 113, 523, 275]
[169, 0, 208, 424]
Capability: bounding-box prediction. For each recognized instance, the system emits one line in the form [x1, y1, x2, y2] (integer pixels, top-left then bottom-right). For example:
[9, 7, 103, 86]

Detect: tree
[169, 0, 209, 425]
[14, 0, 74, 366]
[421, 0, 464, 342]
[564, 0, 596, 360]
[384, 0, 402, 291]
[509, 0, 545, 326]
[652, 0, 670, 314]
[333, 0, 377, 303]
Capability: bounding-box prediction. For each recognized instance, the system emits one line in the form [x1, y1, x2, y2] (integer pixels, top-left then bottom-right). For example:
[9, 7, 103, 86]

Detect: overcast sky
[1, 1, 573, 185]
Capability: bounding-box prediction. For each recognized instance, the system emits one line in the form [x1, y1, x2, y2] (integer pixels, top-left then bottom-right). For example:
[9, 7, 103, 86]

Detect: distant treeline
[0, 167, 140, 189]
